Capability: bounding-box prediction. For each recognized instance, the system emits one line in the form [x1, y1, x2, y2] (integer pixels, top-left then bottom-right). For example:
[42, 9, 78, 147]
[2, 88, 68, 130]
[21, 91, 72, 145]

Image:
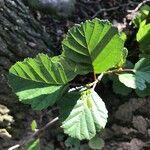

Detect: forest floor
[0, 0, 150, 150]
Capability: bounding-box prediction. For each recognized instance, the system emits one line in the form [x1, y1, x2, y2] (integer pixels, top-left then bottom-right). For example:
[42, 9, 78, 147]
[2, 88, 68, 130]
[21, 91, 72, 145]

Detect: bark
[0, 0, 53, 106]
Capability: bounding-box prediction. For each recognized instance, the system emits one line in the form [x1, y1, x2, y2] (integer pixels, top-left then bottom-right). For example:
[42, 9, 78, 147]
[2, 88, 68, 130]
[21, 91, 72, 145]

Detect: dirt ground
[0, 0, 150, 150]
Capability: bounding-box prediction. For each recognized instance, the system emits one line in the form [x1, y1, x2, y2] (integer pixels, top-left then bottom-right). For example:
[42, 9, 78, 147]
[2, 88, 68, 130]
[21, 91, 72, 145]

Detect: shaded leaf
[89, 135, 105, 150]
[65, 137, 80, 148]
[62, 18, 124, 74]
[111, 75, 132, 96]
[134, 58, 150, 83]
[135, 83, 150, 97]
[25, 139, 40, 150]
[59, 89, 108, 140]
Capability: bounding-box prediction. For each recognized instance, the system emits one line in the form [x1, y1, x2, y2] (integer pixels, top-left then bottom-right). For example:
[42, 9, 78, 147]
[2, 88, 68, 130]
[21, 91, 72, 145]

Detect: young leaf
[31, 120, 37, 131]
[8, 54, 77, 110]
[59, 88, 108, 140]
[111, 75, 132, 96]
[137, 21, 150, 58]
[118, 58, 150, 90]
[25, 139, 40, 150]
[88, 135, 105, 150]
[62, 18, 124, 74]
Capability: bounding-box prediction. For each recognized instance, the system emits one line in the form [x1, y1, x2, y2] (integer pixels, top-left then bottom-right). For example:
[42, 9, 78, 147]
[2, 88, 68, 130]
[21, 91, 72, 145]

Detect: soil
[0, 0, 150, 150]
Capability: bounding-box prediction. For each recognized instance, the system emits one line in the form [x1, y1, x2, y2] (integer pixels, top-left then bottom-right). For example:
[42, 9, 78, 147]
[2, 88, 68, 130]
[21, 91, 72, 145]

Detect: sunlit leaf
[62, 18, 124, 74]
[8, 54, 77, 110]
[59, 88, 108, 140]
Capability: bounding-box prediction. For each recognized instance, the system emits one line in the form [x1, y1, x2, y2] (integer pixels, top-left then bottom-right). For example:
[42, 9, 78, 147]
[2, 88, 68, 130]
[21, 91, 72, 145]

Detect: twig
[69, 68, 134, 90]
[105, 68, 135, 74]
[87, 68, 134, 89]
[128, 0, 150, 13]
[8, 117, 59, 150]
[92, 2, 137, 18]
[127, 0, 150, 24]
[92, 73, 104, 90]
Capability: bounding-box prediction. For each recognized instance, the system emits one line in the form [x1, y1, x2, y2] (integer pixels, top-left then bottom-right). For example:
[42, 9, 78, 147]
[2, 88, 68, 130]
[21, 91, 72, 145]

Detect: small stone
[115, 103, 133, 122]
[115, 98, 147, 122]
[112, 124, 137, 135]
[0, 129, 12, 139]
[130, 138, 145, 150]
[25, 0, 76, 18]
[132, 116, 148, 134]
[148, 129, 150, 137]
[0, 104, 10, 115]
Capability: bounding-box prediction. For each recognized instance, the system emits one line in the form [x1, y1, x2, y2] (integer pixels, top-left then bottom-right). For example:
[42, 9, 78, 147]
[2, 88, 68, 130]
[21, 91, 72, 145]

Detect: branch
[86, 68, 134, 89]
[92, 2, 138, 18]
[105, 68, 135, 74]
[8, 117, 59, 150]
[127, 0, 150, 24]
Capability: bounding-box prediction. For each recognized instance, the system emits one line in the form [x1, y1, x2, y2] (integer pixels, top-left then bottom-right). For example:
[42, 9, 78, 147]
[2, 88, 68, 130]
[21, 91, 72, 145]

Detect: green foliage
[119, 58, 150, 90]
[134, 58, 150, 83]
[111, 75, 132, 96]
[8, 54, 77, 110]
[116, 48, 128, 68]
[88, 135, 105, 150]
[59, 88, 108, 140]
[136, 21, 150, 58]
[119, 73, 146, 90]
[65, 137, 80, 149]
[31, 120, 37, 131]
[62, 18, 124, 74]
[8, 15, 150, 148]
[133, 5, 150, 27]
[135, 83, 150, 97]
[25, 139, 40, 150]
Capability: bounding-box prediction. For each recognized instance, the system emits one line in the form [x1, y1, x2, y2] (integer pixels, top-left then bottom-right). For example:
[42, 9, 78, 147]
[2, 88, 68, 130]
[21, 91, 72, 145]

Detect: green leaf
[134, 58, 150, 83]
[65, 137, 80, 148]
[133, 4, 150, 27]
[8, 54, 77, 110]
[118, 73, 146, 90]
[137, 21, 150, 58]
[31, 120, 37, 131]
[118, 58, 150, 90]
[59, 88, 108, 140]
[62, 18, 124, 74]
[88, 135, 105, 150]
[116, 48, 128, 68]
[111, 75, 132, 96]
[135, 83, 150, 97]
[25, 139, 40, 150]
[124, 60, 134, 69]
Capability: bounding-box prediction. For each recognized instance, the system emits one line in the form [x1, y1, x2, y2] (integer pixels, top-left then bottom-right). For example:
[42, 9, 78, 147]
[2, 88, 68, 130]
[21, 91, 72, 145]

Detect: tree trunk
[0, 0, 53, 106]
